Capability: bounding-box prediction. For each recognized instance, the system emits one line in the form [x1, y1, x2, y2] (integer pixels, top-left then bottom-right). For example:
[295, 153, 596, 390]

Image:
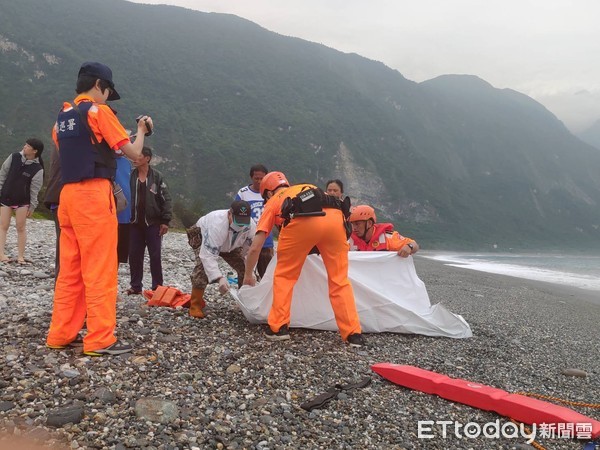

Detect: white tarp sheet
[232, 252, 472, 339]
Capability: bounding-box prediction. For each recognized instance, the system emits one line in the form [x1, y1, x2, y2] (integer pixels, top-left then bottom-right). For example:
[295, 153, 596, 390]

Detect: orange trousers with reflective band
[46, 178, 118, 353]
[270, 208, 361, 340]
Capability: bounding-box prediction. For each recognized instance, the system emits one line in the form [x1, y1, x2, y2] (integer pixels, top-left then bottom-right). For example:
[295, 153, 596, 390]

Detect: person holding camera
[46, 61, 153, 357]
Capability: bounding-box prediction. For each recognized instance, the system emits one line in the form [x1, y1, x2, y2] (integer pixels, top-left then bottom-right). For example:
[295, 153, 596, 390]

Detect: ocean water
[421, 252, 600, 292]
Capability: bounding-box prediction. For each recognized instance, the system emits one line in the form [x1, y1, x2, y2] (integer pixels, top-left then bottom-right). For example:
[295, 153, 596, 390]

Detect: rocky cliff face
[334, 142, 387, 209]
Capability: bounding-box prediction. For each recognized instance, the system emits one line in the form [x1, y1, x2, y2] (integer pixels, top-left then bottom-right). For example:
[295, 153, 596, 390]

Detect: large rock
[134, 398, 179, 424]
[0, 401, 15, 412]
[46, 405, 84, 427]
[91, 387, 116, 404]
[561, 368, 587, 378]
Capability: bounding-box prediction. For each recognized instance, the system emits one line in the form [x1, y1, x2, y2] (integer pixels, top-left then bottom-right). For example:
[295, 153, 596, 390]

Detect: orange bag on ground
[144, 286, 191, 308]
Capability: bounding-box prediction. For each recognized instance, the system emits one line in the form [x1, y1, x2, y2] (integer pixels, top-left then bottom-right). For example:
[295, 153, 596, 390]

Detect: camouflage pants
[187, 225, 246, 290]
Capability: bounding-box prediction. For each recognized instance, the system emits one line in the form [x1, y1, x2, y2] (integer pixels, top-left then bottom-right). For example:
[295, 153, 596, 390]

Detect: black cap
[78, 62, 121, 101]
[230, 200, 251, 226]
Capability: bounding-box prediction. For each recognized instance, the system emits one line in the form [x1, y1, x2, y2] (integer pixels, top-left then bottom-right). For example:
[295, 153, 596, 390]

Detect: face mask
[230, 222, 249, 233]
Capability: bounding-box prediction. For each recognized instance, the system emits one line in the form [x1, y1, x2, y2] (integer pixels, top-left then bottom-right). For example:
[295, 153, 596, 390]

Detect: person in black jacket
[0, 138, 44, 264]
[127, 146, 172, 294]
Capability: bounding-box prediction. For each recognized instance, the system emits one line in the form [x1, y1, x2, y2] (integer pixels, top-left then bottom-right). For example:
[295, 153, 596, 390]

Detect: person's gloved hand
[218, 277, 230, 295]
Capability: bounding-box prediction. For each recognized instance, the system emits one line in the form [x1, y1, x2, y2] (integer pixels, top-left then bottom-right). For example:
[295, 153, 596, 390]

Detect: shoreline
[0, 220, 598, 449]
[414, 255, 600, 307]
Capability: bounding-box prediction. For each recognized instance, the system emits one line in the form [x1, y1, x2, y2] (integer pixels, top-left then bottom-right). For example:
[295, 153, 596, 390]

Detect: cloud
[533, 89, 600, 132]
[128, 0, 600, 131]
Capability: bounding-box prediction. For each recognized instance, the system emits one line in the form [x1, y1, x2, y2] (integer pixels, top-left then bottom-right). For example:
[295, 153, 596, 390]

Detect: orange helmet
[349, 205, 376, 223]
[260, 171, 289, 199]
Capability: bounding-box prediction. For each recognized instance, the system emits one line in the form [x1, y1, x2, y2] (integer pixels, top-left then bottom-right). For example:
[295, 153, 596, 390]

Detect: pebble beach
[0, 219, 598, 449]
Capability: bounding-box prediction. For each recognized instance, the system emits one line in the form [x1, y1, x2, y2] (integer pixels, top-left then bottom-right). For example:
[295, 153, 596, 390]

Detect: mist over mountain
[2, 0, 600, 250]
[577, 120, 600, 150]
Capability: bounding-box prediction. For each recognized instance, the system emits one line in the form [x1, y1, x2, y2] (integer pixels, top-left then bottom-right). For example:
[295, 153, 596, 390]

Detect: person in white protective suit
[186, 200, 256, 318]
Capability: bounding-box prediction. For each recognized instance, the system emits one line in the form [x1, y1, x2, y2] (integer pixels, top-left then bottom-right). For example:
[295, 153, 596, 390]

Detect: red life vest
[349, 223, 394, 251]
[350, 223, 413, 252]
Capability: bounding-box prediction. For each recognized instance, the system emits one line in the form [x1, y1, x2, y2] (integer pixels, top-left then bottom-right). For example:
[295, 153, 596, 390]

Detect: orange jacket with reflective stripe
[349, 223, 414, 251]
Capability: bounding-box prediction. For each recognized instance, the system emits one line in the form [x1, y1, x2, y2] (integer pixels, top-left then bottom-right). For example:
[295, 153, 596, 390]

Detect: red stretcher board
[371, 363, 600, 439]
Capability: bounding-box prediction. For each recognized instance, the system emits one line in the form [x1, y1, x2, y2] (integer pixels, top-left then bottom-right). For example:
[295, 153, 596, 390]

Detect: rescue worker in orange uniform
[348, 205, 419, 256]
[243, 171, 364, 347]
[46, 62, 153, 356]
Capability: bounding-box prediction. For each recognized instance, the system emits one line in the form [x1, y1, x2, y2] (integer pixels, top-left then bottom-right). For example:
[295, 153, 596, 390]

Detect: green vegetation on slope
[2, 0, 600, 250]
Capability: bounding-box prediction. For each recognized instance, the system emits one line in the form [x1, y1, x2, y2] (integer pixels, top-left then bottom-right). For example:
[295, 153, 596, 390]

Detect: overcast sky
[129, 0, 600, 132]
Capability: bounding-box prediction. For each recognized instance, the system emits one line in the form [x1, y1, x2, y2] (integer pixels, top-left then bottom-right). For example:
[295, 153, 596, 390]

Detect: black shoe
[84, 340, 133, 357]
[347, 333, 365, 348]
[68, 334, 84, 347]
[264, 324, 290, 341]
[46, 333, 84, 350]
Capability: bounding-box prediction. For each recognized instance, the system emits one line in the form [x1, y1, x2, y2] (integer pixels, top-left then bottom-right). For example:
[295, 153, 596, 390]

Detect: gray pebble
[135, 398, 179, 424]
[337, 392, 349, 400]
[0, 220, 597, 450]
[91, 387, 116, 404]
[46, 405, 84, 427]
[0, 401, 15, 412]
[62, 369, 80, 378]
[561, 368, 587, 377]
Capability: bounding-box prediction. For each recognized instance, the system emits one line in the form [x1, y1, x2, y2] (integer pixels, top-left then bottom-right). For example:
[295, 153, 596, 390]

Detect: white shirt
[235, 184, 273, 248]
[196, 209, 256, 282]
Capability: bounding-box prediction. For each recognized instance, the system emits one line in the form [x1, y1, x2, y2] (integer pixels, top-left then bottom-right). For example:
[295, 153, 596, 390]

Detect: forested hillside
[2, 0, 600, 250]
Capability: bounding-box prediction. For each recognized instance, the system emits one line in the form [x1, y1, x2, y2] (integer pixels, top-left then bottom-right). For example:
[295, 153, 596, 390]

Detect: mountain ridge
[1, 0, 600, 250]
[578, 119, 600, 150]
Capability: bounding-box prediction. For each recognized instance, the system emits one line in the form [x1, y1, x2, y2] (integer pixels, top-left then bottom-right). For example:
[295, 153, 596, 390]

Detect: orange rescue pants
[270, 208, 361, 340]
[46, 178, 118, 353]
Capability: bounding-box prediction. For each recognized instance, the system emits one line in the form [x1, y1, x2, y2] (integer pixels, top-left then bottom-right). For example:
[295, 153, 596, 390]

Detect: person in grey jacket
[127, 146, 172, 294]
[0, 138, 44, 264]
[43, 143, 63, 276]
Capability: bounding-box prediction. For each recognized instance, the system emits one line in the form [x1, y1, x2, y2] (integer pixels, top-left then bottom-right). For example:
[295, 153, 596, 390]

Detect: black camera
[135, 115, 153, 136]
